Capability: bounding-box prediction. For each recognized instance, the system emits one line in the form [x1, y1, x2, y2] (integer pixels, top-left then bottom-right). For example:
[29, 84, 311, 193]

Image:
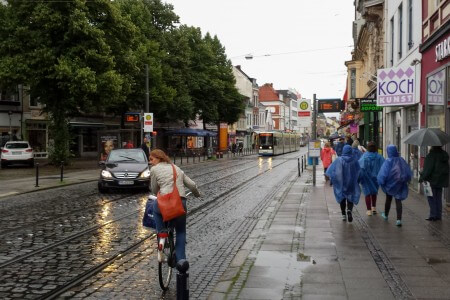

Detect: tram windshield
[259, 134, 273, 145]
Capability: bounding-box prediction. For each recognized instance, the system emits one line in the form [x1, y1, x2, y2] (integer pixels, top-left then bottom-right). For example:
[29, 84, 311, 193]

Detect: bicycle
[149, 192, 190, 291]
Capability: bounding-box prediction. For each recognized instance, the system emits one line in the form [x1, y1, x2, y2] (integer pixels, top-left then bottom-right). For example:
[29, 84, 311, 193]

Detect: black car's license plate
[118, 180, 134, 185]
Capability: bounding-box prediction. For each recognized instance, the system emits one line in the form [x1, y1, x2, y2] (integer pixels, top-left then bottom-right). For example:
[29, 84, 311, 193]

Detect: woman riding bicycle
[149, 149, 200, 263]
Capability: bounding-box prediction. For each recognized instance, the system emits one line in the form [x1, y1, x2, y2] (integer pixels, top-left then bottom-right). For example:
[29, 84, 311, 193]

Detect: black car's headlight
[101, 170, 113, 178]
[140, 168, 150, 178]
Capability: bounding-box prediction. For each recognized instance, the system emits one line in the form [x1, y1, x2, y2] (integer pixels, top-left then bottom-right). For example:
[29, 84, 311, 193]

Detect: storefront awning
[69, 122, 106, 128]
[165, 128, 217, 137]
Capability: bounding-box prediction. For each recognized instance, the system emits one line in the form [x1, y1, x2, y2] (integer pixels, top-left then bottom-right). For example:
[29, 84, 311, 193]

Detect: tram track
[0, 157, 258, 235]
[0, 157, 274, 268]
[24, 153, 301, 299]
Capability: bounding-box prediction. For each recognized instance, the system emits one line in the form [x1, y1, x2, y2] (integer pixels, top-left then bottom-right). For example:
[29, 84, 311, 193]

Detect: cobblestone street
[0, 151, 304, 299]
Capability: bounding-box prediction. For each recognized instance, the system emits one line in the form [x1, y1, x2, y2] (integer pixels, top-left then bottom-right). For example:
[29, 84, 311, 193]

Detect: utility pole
[312, 94, 317, 186]
[143, 64, 149, 148]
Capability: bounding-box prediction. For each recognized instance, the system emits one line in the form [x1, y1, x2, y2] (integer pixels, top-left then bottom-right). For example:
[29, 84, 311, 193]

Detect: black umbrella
[402, 128, 450, 146]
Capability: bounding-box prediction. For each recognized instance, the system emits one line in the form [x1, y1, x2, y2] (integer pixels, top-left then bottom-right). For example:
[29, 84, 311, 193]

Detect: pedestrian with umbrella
[377, 145, 413, 227]
[402, 127, 450, 222]
[326, 145, 361, 222]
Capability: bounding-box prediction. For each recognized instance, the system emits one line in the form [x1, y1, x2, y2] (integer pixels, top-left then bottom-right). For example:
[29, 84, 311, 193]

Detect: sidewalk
[210, 164, 450, 299]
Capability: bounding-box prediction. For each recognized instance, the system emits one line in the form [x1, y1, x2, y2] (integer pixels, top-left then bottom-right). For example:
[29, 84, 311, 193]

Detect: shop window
[427, 69, 446, 131]
[82, 128, 98, 152]
[26, 123, 47, 153]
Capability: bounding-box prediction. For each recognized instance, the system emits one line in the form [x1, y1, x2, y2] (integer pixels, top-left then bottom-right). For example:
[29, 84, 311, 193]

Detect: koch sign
[377, 67, 415, 106]
[143, 113, 154, 132]
[427, 69, 445, 106]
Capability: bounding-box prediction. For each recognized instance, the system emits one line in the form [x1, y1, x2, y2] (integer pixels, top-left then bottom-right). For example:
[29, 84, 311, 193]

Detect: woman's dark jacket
[420, 147, 449, 188]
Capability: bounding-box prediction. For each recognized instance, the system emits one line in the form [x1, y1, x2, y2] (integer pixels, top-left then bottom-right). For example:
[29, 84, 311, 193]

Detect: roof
[259, 83, 279, 102]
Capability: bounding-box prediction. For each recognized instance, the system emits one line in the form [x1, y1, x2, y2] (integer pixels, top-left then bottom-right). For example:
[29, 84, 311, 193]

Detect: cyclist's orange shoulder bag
[157, 164, 186, 221]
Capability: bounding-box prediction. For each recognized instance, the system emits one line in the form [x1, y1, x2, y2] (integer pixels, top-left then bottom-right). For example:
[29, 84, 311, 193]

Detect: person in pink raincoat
[321, 142, 336, 182]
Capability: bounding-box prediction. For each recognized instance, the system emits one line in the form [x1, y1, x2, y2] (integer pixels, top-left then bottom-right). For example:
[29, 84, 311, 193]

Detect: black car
[98, 149, 150, 193]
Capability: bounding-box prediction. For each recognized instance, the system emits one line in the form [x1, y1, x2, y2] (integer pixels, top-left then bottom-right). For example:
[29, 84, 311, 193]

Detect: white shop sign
[377, 67, 415, 106]
[436, 35, 450, 62]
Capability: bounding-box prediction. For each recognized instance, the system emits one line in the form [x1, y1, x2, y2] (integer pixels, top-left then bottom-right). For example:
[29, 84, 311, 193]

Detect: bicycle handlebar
[148, 191, 192, 201]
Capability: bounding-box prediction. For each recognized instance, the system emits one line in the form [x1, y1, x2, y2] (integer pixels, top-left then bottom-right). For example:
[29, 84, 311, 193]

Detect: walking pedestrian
[321, 142, 336, 182]
[377, 145, 412, 227]
[351, 140, 364, 160]
[419, 146, 449, 221]
[326, 145, 361, 222]
[334, 138, 345, 157]
[346, 135, 354, 146]
[359, 142, 384, 216]
[141, 137, 150, 161]
[149, 149, 200, 263]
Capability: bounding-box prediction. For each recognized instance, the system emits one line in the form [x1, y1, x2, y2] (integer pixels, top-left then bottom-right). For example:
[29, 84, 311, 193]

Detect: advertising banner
[359, 98, 383, 112]
[308, 140, 321, 157]
[143, 113, 153, 132]
[377, 67, 415, 106]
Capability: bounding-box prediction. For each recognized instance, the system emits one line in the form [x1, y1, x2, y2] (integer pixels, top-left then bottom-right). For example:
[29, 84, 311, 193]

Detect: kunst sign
[427, 69, 445, 106]
[377, 67, 415, 106]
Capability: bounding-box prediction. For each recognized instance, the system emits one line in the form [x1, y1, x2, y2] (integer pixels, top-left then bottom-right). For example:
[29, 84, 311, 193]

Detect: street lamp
[8, 110, 12, 141]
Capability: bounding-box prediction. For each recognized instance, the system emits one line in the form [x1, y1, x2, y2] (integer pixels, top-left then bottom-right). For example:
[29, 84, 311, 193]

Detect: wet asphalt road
[0, 150, 306, 299]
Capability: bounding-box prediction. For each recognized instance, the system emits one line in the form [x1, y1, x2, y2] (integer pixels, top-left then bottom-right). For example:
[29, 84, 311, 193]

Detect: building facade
[382, 0, 422, 190]
[419, 0, 450, 204]
[259, 83, 287, 131]
[345, 0, 385, 151]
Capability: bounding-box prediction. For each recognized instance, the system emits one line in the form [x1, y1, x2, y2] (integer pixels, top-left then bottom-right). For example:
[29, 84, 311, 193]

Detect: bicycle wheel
[158, 233, 174, 291]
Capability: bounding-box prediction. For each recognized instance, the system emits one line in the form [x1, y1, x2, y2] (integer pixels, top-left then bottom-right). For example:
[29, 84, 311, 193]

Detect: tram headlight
[259, 146, 262, 149]
[269, 146, 272, 149]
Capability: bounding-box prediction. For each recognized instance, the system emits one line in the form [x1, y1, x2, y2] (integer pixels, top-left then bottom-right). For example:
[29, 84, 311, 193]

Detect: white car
[1, 141, 34, 168]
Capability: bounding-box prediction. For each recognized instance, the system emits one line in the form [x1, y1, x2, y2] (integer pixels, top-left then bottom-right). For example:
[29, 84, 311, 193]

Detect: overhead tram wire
[230, 45, 353, 60]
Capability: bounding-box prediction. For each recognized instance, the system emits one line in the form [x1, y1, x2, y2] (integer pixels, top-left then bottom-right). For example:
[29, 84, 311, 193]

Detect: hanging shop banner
[143, 113, 154, 132]
[358, 98, 383, 112]
[377, 67, 415, 106]
[308, 140, 321, 157]
[427, 69, 445, 106]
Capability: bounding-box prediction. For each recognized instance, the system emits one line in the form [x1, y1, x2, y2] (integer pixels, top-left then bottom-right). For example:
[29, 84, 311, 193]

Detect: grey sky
[164, 0, 354, 100]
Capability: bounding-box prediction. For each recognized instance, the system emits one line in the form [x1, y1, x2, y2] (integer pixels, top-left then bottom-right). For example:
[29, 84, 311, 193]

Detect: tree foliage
[0, 0, 244, 162]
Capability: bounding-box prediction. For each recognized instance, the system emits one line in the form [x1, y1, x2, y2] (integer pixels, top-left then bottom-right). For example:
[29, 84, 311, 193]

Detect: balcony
[423, 0, 450, 42]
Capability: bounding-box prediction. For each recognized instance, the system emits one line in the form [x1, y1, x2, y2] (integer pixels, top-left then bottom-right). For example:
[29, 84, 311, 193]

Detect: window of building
[0, 88, 18, 102]
[350, 69, 356, 98]
[398, 4, 403, 59]
[29, 92, 40, 107]
[408, 0, 413, 50]
[391, 17, 395, 66]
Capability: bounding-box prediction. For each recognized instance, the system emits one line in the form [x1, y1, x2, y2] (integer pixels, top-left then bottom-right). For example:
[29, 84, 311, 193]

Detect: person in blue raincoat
[326, 145, 361, 222]
[351, 140, 364, 160]
[359, 142, 384, 216]
[377, 145, 412, 227]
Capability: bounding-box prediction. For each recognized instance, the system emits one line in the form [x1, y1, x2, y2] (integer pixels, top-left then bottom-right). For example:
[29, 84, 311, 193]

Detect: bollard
[35, 163, 39, 187]
[60, 161, 64, 182]
[174, 155, 176, 165]
[176, 259, 189, 300]
[301, 156, 304, 173]
[298, 158, 301, 177]
[180, 154, 183, 165]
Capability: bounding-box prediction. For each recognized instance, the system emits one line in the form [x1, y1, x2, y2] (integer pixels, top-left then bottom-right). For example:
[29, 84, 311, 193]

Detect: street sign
[125, 112, 140, 123]
[298, 99, 312, 127]
[308, 140, 321, 157]
[317, 99, 342, 113]
[143, 113, 153, 132]
[359, 98, 383, 112]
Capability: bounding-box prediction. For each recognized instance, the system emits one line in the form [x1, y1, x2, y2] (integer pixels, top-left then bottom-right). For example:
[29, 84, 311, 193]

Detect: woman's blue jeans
[153, 198, 187, 262]
[427, 187, 443, 219]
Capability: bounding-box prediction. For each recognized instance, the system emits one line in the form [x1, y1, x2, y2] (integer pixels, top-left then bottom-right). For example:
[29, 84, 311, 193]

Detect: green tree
[0, 0, 136, 163]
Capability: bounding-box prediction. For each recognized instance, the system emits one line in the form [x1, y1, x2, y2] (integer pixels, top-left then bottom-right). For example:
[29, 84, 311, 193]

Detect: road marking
[0, 191, 19, 198]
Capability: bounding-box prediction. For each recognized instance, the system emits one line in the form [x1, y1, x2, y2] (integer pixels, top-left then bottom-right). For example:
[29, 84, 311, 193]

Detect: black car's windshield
[108, 151, 146, 163]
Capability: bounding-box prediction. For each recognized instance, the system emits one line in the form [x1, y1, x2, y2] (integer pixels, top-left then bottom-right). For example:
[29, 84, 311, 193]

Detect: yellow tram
[257, 131, 300, 156]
